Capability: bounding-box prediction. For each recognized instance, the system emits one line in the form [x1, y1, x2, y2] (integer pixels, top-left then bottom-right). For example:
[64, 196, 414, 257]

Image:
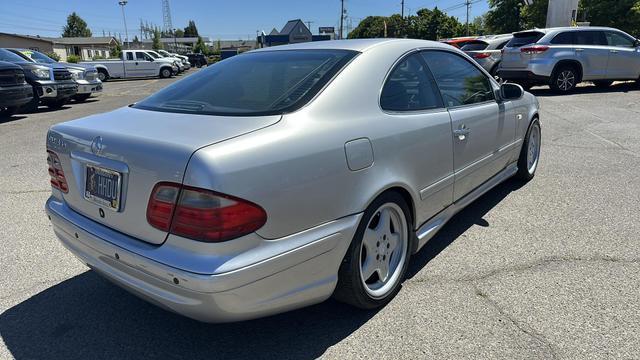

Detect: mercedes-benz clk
[45, 39, 541, 323]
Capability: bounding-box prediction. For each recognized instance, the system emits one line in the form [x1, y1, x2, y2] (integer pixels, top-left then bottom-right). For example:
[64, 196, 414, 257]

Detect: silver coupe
[45, 39, 541, 322]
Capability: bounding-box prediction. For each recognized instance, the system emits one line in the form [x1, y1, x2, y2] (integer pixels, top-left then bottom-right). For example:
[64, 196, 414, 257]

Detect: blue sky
[0, 0, 490, 40]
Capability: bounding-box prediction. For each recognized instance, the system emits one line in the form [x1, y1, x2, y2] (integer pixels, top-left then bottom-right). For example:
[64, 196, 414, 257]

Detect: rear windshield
[461, 41, 489, 51]
[506, 31, 544, 47]
[134, 49, 358, 116]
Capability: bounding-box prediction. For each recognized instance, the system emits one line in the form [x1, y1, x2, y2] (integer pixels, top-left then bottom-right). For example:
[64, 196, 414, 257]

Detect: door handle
[610, 49, 619, 53]
[575, 48, 584, 52]
[453, 126, 470, 141]
[135, 61, 139, 65]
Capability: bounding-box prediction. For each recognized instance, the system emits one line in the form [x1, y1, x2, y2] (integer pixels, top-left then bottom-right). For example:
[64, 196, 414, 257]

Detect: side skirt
[414, 162, 518, 252]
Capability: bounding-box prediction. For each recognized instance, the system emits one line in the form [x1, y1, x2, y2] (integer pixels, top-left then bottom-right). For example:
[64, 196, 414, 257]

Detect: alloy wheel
[527, 123, 541, 174]
[359, 203, 408, 299]
[557, 70, 575, 91]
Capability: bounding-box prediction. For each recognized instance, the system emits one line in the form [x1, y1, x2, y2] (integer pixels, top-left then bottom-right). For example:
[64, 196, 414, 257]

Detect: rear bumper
[46, 196, 361, 322]
[0, 83, 33, 107]
[498, 70, 550, 84]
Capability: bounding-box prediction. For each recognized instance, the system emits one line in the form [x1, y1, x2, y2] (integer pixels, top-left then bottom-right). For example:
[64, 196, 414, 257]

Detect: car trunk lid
[48, 106, 280, 244]
[501, 31, 545, 69]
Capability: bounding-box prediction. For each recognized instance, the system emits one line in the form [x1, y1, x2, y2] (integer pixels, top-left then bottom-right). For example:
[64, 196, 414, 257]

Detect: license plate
[84, 165, 121, 211]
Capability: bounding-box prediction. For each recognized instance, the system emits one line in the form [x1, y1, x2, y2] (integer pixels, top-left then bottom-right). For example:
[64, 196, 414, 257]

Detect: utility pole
[465, 0, 471, 36]
[339, 0, 345, 39]
[401, 0, 405, 37]
[118, 1, 129, 49]
[306, 21, 315, 34]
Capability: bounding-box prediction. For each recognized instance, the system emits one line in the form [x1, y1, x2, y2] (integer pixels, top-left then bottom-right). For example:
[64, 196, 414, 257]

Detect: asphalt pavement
[1, 74, 639, 359]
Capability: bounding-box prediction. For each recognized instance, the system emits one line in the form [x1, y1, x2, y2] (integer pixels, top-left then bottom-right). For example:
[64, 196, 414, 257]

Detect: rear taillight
[147, 182, 267, 242]
[520, 45, 549, 55]
[47, 150, 68, 193]
[473, 53, 491, 59]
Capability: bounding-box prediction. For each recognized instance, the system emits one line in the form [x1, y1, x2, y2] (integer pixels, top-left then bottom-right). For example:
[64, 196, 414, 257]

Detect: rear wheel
[334, 192, 413, 309]
[97, 69, 109, 82]
[550, 65, 579, 93]
[593, 80, 613, 89]
[160, 67, 172, 78]
[516, 118, 541, 181]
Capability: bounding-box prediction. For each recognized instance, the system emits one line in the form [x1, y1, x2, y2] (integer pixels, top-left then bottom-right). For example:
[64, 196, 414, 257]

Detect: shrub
[66, 54, 80, 63]
[92, 55, 106, 60]
[45, 52, 60, 61]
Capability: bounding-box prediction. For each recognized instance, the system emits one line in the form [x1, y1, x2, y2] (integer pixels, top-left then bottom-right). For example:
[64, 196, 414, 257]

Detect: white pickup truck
[80, 50, 179, 81]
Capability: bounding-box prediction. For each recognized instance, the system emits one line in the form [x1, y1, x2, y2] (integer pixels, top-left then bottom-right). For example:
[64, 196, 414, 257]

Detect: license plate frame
[84, 165, 122, 211]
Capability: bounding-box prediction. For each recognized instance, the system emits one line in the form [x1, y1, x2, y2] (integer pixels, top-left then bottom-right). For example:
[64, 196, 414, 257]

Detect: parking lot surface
[1, 75, 639, 359]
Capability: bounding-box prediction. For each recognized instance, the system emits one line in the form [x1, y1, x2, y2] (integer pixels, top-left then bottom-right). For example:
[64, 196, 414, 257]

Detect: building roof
[0, 32, 54, 43]
[280, 19, 307, 35]
[46, 37, 117, 45]
[269, 28, 279, 35]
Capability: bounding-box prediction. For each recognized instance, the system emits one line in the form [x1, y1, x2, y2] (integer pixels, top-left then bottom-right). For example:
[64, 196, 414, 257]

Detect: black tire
[334, 191, 415, 309]
[593, 80, 613, 89]
[97, 69, 109, 82]
[516, 118, 541, 181]
[20, 87, 40, 113]
[550, 65, 579, 93]
[73, 94, 91, 102]
[160, 67, 172, 78]
[0, 106, 18, 118]
[46, 98, 69, 109]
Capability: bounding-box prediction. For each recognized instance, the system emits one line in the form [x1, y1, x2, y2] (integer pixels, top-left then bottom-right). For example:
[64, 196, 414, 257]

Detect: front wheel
[97, 69, 109, 82]
[516, 118, 541, 181]
[160, 68, 172, 78]
[334, 192, 413, 309]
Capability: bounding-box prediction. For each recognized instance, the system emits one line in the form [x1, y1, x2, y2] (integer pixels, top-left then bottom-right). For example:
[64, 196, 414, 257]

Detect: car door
[422, 50, 515, 201]
[122, 51, 140, 77]
[379, 52, 454, 220]
[573, 30, 609, 80]
[136, 52, 158, 77]
[604, 30, 640, 80]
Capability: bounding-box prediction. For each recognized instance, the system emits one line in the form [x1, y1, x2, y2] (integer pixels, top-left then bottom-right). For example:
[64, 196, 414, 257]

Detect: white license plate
[84, 165, 122, 211]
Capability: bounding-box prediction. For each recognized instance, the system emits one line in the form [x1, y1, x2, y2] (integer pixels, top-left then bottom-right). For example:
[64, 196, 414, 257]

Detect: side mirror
[500, 83, 524, 100]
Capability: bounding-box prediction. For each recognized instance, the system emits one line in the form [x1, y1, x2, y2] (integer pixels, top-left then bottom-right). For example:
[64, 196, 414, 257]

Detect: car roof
[519, 26, 620, 34]
[250, 38, 455, 53]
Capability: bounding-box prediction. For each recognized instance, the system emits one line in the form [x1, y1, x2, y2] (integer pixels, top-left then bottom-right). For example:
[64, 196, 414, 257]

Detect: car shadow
[529, 81, 638, 97]
[0, 179, 526, 360]
[71, 99, 100, 104]
[0, 115, 28, 124]
[406, 178, 526, 279]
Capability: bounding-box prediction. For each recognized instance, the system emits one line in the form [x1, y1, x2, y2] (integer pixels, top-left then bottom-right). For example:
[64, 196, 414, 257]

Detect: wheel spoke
[377, 257, 390, 283]
[361, 258, 377, 280]
[363, 228, 379, 254]
[376, 209, 391, 232]
[388, 233, 400, 253]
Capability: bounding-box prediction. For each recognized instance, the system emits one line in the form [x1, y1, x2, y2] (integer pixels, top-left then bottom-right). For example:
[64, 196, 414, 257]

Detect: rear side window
[134, 49, 357, 116]
[460, 41, 489, 51]
[575, 31, 607, 46]
[507, 31, 544, 47]
[126, 52, 134, 60]
[422, 51, 494, 108]
[380, 53, 443, 111]
[606, 31, 636, 47]
[551, 32, 575, 45]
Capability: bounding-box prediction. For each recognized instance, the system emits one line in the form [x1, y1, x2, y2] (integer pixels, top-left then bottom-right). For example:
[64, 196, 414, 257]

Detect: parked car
[187, 53, 207, 67]
[146, 50, 184, 73]
[440, 36, 479, 48]
[80, 50, 178, 81]
[45, 39, 540, 323]
[461, 34, 513, 78]
[0, 60, 33, 117]
[0, 48, 77, 111]
[7, 48, 102, 102]
[499, 26, 640, 92]
[157, 50, 191, 70]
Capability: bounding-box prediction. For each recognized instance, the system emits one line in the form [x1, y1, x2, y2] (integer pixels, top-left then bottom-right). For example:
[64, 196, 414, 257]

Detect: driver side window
[136, 52, 150, 61]
[421, 51, 494, 108]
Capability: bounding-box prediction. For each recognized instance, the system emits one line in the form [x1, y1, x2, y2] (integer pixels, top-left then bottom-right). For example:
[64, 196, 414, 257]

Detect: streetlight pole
[173, 28, 178, 53]
[118, 1, 129, 49]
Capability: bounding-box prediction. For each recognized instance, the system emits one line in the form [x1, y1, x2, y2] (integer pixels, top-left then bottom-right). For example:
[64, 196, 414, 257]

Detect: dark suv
[499, 27, 640, 93]
[0, 48, 77, 111]
[0, 61, 33, 117]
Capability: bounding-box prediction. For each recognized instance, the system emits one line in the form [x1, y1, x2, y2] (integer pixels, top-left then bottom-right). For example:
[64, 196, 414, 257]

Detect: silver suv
[499, 27, 640, 93]
[461, 34, 513, 77]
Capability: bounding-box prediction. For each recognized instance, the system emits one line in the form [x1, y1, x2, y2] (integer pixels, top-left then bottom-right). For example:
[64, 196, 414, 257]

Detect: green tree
[406, 7, 465, 40]
[348, 16, 389, 38]
[485, 0, 522, 34]
[174, 29, 185, 37]
[193, 36, 208, 54]
[580, 0, 640, 36]
[184, 20, 199, 37]
[62, 12, 92, 37]
[110, 41, 121, 58]
[521, 0, 548, 29]
[152, 30, 163, 50]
